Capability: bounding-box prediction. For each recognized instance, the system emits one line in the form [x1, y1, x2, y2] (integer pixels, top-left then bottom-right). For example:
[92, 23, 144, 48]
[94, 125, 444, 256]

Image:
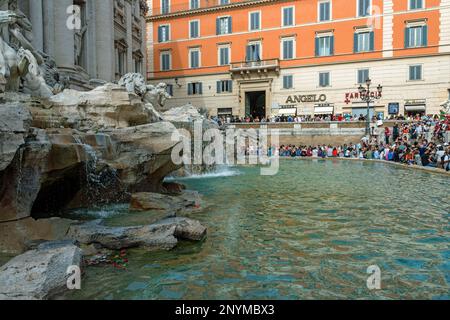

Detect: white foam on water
[166, 166, 241, 180]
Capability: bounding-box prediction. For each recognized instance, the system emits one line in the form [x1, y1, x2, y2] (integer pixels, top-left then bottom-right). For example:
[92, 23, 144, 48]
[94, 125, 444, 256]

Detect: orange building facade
[146, 0, 450, 118]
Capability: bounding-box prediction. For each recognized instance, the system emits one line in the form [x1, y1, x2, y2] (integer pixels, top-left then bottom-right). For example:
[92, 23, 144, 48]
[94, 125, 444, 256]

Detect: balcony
[230, 59, 280, 77]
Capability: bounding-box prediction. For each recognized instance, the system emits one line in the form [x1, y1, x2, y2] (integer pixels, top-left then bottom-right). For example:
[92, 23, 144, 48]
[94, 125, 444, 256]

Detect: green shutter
[422, 25, 428, 46]
[369, 31, 375, 51]
[228, 80, 233, 93]
[315, 37, 319, 56]
[228, 17, 232, 33]
[354, 33, 358, 53]
[217, 81, 221, 94]
[199, 83, 203, 94]
[216, 18, 220, 35]
[405, 27, 410, 48]
[330, 36, 334, 55]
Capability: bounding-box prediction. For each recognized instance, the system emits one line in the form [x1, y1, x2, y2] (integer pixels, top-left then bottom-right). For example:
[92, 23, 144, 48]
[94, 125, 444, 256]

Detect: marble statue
[17, 48, 53, 98]
[74, 25, 87, 66]
[0, 8, 53, 97]
[118, 73, 171, 110]
[144, 83, 171, 109]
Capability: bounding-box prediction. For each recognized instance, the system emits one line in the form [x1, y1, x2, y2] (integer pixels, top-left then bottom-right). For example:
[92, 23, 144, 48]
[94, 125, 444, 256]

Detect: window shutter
[188, 83, 192, 95]
[330, 36, 334, 55]
[315, 37, 319, 56]
[217, 81, 221, 93]
[216, 18, 220, 35]
[422, 25, 428, 46]
[228, 80, 233, 92]
[199, 83, 203, 94]
[246, 45, 251, 61]
[228, 17, 232, 33]
[354, 33, 358, 53]
[369, 31, 375, 51]
[417, 66, 422, 80]
[405, 27, 410, 48]
[158, 26, 162, 42]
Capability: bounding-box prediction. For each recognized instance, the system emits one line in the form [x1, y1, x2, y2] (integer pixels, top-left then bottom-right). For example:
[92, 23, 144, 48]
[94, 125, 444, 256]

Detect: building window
[158, 25, 170, 42]
[282, 6, 294, 27]
[219, 0, 230, 5]
[160, 51, 171, 71]
[319, 72, 330, 87]
[315, 34, 334, 56]
[246, 42, 261, 62]
[354, 30, 374, 52]
[217, 80, 233, 93]
[318, 1, 331, 22]
[283, 75, 293, 89]
[188, 82, 203, 95]
[357, 0, 371, 17]
[409, 65, 423, 80]
[282, 38, 295, 60]
[216, 16, 232, 35]
[409, 0, 424, 10]
[161, 0, 170, 14]
[218, 45, 230, 66]
[166, 84, 173, 96]
[189, 48, 201, 69]
[405, 24, 428, 48]
[190, 20, 200, 38]
[249, 11, 261, 31]
[357, 69, 370, 84]
[190, 0, 200, 10]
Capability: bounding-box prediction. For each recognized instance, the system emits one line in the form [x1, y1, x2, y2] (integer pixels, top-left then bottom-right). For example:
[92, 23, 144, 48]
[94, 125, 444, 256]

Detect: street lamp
[358, 78, 383, 136]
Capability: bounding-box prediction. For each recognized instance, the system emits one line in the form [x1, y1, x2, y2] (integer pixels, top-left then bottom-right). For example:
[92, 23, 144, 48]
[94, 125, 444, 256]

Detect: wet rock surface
[66, 217, 206, 251]
[0, 241, 82, 300]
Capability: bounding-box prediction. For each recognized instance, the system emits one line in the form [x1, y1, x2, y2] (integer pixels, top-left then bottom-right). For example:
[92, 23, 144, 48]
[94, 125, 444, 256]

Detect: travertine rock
[0, 241, 82, 300]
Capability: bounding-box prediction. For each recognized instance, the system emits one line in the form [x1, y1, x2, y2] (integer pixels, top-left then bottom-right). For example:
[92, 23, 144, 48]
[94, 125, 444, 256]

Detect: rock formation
[0, 241, 82, 300]
[0, 5, 210, 301]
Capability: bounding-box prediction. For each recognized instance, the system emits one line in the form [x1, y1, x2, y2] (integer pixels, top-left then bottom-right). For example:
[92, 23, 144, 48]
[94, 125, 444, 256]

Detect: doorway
[245, 91, 266, 120]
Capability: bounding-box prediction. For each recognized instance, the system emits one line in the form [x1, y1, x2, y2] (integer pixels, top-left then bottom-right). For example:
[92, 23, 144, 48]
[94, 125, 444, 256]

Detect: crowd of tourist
[211, 113, 440, 125]
[242, 118, 450, 171]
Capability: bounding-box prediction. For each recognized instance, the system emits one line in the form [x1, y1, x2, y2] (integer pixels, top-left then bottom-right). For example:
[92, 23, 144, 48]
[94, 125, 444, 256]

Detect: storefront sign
[345, 91, 382, 104]
[286, 94, 327, 104]
[404, 99, 426, 106]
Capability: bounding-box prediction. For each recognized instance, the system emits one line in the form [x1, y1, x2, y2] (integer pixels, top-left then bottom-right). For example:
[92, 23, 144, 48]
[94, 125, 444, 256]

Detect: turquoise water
[65, 160, 450, 300]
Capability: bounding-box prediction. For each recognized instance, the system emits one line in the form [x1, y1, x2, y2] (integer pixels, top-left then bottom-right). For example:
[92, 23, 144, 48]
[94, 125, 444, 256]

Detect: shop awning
[405, 105, 426, 112]
[314, 106, 334, 115]
[278, 108, 297, 115]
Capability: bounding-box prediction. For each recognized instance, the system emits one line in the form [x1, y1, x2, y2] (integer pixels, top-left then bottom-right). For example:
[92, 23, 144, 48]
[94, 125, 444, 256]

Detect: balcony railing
[149, 0, 259, 17]
[230, 59, 280, 73]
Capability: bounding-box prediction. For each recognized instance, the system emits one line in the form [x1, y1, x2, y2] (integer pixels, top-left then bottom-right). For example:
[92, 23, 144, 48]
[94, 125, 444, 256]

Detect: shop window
[354, 30, 374, 53]
[283, 75, 293, 89]
[217, 80, 233, 93]
[409, 65, 423, 81]
[319, 72, 330, 87]
[315, 34, 334, 56]
[357, 0, 371, 17]
[282, 6, 294, 26]
[188, 82, 203, 95]
[357, 69, 370, 84]
[405, 24, 427, 48]
[319, 1, 331, 22]
[409, 0, 424, 10]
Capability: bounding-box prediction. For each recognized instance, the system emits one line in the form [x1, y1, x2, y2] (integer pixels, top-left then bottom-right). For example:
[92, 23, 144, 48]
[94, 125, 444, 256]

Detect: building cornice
[146, 0, 289, 22]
